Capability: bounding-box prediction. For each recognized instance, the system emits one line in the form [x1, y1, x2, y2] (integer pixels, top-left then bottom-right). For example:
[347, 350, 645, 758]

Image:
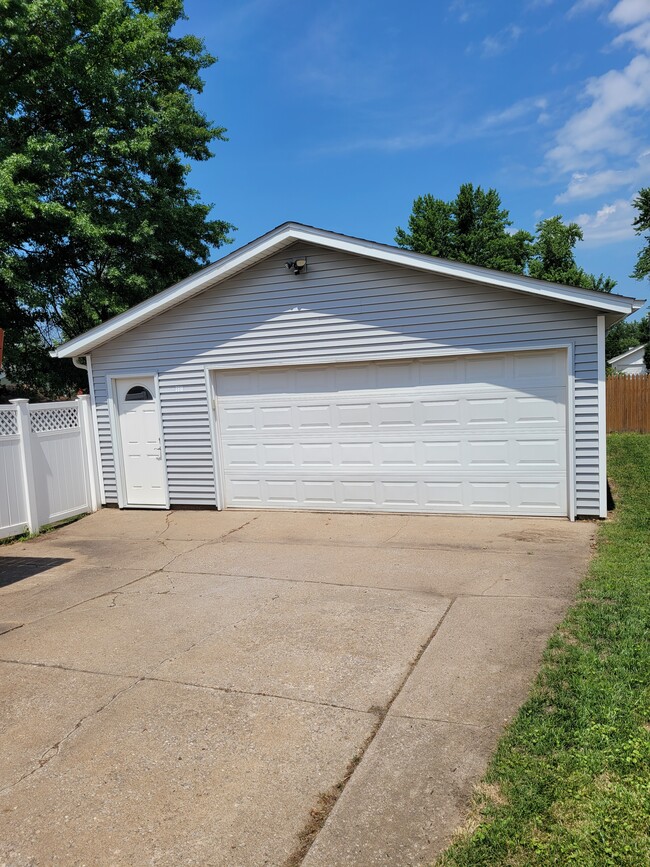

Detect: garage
[213, 348, 568, 516]
[52, 223, 641, 518]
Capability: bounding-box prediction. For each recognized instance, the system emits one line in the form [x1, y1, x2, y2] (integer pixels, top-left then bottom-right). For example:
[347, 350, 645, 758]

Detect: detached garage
[52, 223, 642, 519]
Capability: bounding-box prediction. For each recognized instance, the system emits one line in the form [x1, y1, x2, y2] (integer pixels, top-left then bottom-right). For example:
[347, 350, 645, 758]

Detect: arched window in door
[124, 385, 154, 401]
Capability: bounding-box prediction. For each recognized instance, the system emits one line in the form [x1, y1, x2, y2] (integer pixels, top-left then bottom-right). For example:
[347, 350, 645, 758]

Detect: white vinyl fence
[0, 396, 100, 540]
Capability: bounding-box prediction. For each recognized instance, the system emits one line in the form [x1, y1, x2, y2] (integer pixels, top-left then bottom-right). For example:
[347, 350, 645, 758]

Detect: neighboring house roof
[608, 343, 647, 365]
[51, 222, 646, 359]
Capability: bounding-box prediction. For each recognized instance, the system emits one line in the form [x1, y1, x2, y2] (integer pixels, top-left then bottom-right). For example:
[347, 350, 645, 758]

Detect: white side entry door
[116, 377, 167, 506]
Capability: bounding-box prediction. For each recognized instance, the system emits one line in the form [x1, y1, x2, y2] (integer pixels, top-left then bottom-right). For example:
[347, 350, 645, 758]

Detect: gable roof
[52, 221, 645, 358]
[608, 343, 647, 364]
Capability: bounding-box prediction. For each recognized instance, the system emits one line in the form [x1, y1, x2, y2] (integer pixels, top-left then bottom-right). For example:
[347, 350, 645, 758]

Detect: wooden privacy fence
[0, 396, 101, 540]
[606, 374, 650, 433]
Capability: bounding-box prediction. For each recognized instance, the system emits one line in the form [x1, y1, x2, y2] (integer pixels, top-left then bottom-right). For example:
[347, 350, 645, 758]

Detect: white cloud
[568, 0, 607, 17]
[546, 0, 650, 236]
[449, 0, 482, 23]
[609, 0, 650, 26]
[478, 24, 524, 57]
[320, 94, 548, 155]
[547, 54, 650, 173]
[574, 198, 637, 244]
[555, 151, 650, 201]
[481, 96, 548, 127]
[613, 19, 650, 49]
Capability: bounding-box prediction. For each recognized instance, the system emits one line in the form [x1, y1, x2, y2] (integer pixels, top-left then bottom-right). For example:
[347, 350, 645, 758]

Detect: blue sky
[178, 0, 650, 311]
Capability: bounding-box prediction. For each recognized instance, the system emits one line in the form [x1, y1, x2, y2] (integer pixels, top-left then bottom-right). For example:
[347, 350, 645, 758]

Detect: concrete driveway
[0, 509, 593, 866]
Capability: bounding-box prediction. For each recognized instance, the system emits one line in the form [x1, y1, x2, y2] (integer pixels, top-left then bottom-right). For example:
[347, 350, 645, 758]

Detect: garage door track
[0, 509, 594, 866]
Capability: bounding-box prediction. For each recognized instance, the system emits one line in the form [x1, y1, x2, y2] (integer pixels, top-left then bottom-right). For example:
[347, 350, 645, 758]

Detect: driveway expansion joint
[285, 597, 457, 866]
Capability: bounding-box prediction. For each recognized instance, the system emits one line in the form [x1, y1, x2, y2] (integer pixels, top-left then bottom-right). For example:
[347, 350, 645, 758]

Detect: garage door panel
[467, 439, 509, 466]
[518, 481, 565, 509]
[337, 403, 373, 428]
[297, 405, 331, 429]
[423, 481, 464, 507]
[422, 440, 462, 466]
[215, 351, 568, 516]
[224, 475, 567, 515]
[221, 406, 256, 431]
[421, 400, 461, 427]
[514, 395, 565, 425]
[515, 438, 564, 467]
[221, 433, 565, 473]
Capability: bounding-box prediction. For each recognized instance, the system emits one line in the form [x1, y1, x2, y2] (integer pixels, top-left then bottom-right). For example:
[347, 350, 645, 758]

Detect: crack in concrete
[0, 565, 176, 630]
[142, 675, 366, 715]
[0, 656, 368, 716]
[221, 535, 558, 555]
[389, 712, 494, 730]
[0, 675, 141, 796]
[155, 510, 174, 539]
[0, 658, 134, 679]
[156, 565, 455, 597]
[284, 597, 457, 866]
[210, 513, 261, 544]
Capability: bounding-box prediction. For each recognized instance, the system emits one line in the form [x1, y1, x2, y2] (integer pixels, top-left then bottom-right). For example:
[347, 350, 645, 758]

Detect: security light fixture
[286, 257, 307, 275]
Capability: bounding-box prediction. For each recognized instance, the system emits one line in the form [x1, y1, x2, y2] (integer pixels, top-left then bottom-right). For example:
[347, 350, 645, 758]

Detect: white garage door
[214, 350, 568, 516]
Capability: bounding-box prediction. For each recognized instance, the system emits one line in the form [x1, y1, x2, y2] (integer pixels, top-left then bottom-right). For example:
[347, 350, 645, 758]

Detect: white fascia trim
[51, 222, 641, 358]
[288, 225, 640, 315]
[608, 343, 646, 364]
[52, 227, 298, 358]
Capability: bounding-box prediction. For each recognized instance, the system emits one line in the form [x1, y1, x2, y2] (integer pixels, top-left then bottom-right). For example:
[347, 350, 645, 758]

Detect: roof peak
[52, 222, 644, 359]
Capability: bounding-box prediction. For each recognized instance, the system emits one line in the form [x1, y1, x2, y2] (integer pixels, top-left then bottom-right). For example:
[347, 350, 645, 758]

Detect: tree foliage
[396, 185, 615, 293]
[631, 187, 650, 282]
[605, 315, 649, 367]
[528, 216, 615, 292]
[395, 184, 533, 273]
[0, 0, 231, 396]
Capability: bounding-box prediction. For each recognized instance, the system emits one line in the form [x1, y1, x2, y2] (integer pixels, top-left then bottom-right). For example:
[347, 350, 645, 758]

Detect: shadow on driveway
[0, 557, 72, 588]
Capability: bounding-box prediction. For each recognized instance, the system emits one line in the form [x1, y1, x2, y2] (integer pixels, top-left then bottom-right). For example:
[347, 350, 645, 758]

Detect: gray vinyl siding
[90, 243, 603, 515]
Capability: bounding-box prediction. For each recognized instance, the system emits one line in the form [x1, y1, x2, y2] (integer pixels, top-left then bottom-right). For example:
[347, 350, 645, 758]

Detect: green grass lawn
[438, 433, 650, 867]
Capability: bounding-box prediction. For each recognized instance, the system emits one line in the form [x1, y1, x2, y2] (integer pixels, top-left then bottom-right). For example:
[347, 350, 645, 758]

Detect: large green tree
[396, 185, 615, 292]
[631, 187, 650, 282]
[0, 0, 231, 397]
[395, 184, 533, 273]
[630, 188, 650, 371]
[528, 216, 616, 292]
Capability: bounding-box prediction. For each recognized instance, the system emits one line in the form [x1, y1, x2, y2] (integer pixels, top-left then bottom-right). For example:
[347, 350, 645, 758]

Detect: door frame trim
[107, 373, 170, 509]
[205, 344, 575, 520]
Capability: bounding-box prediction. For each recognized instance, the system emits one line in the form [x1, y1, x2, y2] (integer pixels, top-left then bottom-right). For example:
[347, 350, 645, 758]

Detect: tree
[395, 184, 533, 273]
[0, 0, 231, 397]
[396, 187, 615, 293]
[631, 187, 650, 281]
[528, 216, 615, 292]
[604, 315, 649, 365]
